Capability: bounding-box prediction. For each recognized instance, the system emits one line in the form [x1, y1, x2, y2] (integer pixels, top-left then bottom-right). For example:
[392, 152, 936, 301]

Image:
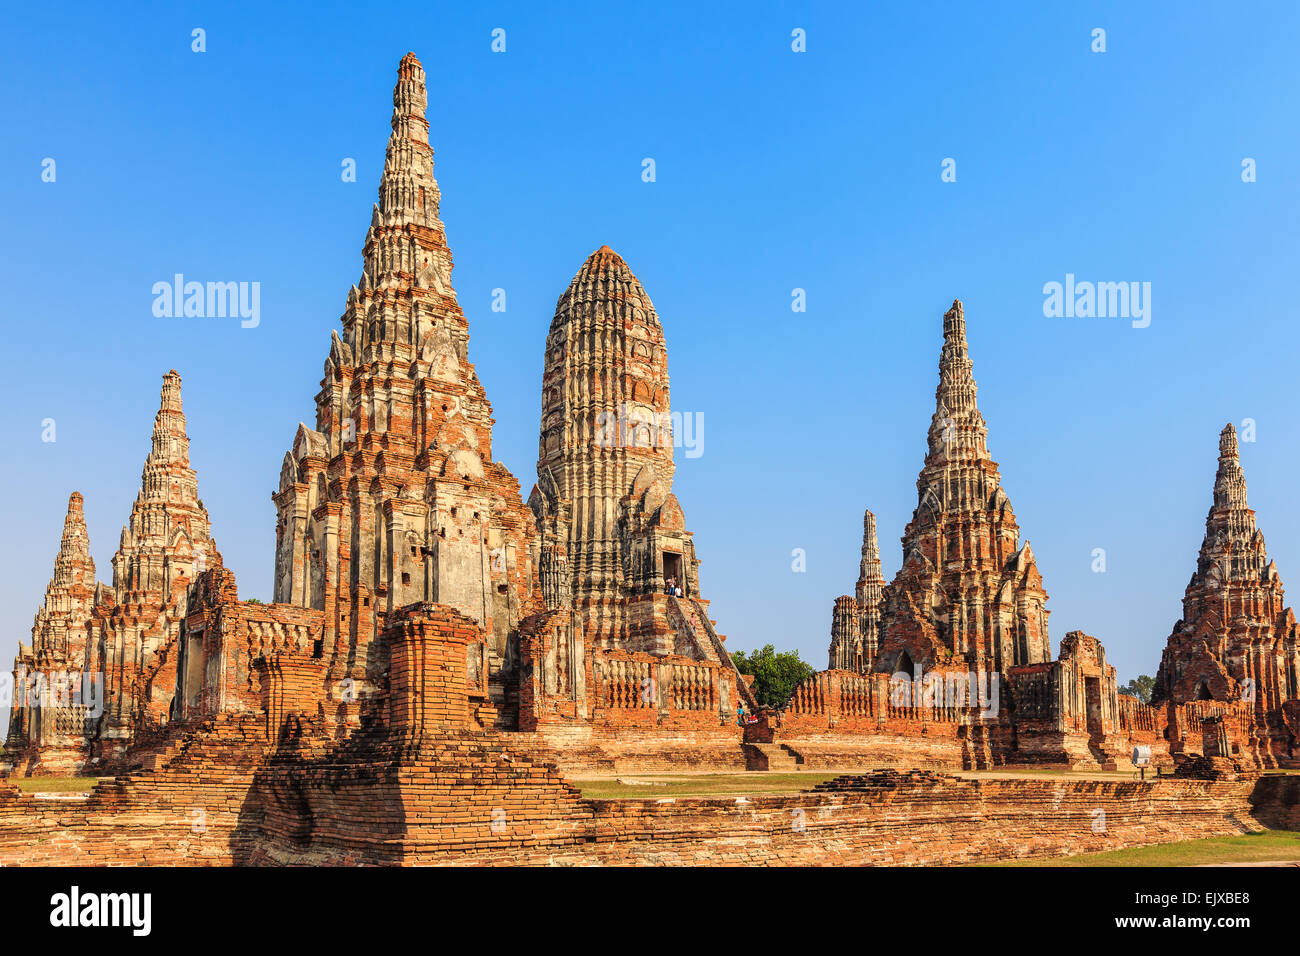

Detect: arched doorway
[897, 649, 915, 678]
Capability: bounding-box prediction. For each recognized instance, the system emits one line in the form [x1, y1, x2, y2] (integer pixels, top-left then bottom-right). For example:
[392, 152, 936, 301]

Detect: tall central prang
[272, 54, 543, 706]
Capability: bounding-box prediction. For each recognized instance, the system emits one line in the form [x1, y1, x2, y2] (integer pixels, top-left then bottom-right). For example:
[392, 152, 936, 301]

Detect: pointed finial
[927, 298, 986, 462]
[51, 490, 94, 586]
[1219, 422, 1238, 460]
[586, 245, 626, 267]
[862, 509, 879, 556]
[943, 298, 967, 342]
[159, 369, 183, 414]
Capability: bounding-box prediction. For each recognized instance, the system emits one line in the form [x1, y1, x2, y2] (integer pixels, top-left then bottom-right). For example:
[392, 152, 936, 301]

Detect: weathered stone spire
[51, 492, 95, 591]
[872, 300, 1050, 675]
[540, 245, 673, 501]
[927, 299, 990, 465]
[530, 246, 677, 649]
[346, 51, 461, 367]
[273, 53, 542, 707]
[855, 509, 885, 664]
[1153, 423, 1299, 722]
[113, 371, 216, 595]
[379, 53, 435, 226]
[141, 371, 195, 499]
[4, 491, 102, 767]
[856, 510, 882, 601]
[1213, 422, 1249, 512]
[530, 245, 726, 656]
[25, 492, 97, 667]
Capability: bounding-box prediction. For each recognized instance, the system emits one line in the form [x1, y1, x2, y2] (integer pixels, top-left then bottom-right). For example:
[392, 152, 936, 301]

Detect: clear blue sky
[3, 2, 1298, 713]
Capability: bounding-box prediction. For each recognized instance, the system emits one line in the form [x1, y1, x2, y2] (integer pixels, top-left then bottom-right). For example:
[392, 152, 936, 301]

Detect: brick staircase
[743, 741, 802, 771]
[487, 650, 520, 730]
[115, 723, 200, 774]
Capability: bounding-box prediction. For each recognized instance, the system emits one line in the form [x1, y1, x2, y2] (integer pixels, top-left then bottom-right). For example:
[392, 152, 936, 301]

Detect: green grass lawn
[989, 830, 1300, 867]
[574, 772, 844, 800]
[11, 776, 107, 794]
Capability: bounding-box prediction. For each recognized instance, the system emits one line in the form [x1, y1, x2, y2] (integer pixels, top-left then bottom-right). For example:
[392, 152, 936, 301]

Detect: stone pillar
[257, 653, 327, 741]
[386, 603, 483, 737]
[322, 502, 341, 652]
[829, 595, 864, 672]
[1202, 715, 1231, 758]
[540, 544, 572, 612]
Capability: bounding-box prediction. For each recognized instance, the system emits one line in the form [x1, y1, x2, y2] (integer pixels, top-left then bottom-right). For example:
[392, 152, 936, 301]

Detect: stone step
[743, 742, 802, 772]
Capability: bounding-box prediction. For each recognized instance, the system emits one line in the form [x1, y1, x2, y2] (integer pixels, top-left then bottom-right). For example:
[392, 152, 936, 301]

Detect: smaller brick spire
[855, 509, 885, 664]
[114, 370, 217, 595]
[27, 491, 98, 667]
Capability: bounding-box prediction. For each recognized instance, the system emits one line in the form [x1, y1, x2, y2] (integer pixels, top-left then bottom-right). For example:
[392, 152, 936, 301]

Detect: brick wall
[4, 741, 1291, 866]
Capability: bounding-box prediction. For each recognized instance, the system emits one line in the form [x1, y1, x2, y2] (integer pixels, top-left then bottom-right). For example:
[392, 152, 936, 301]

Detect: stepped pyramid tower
[529, 246, 739, 668]
[1153, 424, 1300, 714]
[871, 300, 1050, 676]
[271, 53, 544, 708]
[829, 509, 885, 671]
[5, 493, 101, 772]
[90, 370, 221, 759]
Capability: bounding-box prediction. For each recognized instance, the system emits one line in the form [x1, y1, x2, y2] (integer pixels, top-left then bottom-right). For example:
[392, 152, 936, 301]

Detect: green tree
[730, 644, 815, 709]
[1121, 674, 1155, 704]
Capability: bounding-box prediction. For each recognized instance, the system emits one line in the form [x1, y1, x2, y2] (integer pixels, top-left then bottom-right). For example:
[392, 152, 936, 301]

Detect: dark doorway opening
[897, 649, 915, 678]
[662, 551, 682, 594]
[1085, 676, 1102, 734]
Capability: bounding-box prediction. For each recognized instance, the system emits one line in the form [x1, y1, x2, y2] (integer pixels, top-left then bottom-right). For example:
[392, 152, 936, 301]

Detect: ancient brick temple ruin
[801, 302, 1122, 768]
[3, 52, 1299, 866]
[1152, 423, 1300, 764]
[5, 372, 221, 775]
[805, 301, 1295, 772]
[875, 300, 1051, 678]
[5, 493, 99, 774]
